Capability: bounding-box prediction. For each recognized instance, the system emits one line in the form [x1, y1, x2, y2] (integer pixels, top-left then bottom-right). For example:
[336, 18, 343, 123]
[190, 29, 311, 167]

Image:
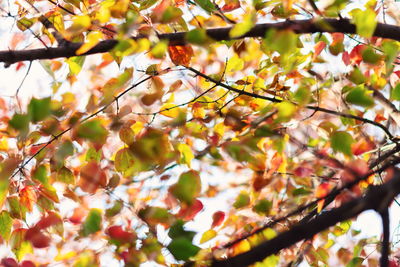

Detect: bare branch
[2, 18, 400, 64]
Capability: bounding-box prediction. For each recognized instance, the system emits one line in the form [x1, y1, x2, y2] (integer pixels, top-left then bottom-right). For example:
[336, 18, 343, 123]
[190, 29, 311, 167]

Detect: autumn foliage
[1, 0, 400, 266]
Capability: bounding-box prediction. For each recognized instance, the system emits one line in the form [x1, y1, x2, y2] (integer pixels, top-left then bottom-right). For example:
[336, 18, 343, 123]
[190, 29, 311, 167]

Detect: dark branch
[211, 168, 400, 267]
[380, 208, 390, 267]
[2, 18, 400, 64]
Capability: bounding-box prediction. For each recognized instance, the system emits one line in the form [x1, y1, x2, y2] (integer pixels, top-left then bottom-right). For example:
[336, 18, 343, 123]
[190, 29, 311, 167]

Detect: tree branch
[380, 208, 390, 267]
[211, 168, 400, 267]
[2, 18, 400, 64]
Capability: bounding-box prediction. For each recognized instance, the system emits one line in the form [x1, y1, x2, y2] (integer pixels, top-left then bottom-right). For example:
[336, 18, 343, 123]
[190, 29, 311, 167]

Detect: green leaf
[348, 68, 366, 85]
[229, 12, 255, 38]
[264, 29, 298, 55]
[9, 113, 30, 134]
[33, 165, 48, 185]
[168, 220, 196, 241]
[346, 257, 364, 267]
[330, 131, 354, 156]
[193, 0, 216, 13]
[351, 8, 377, 38]
[392, 83, 400, 100]
[170, 170, 201, 205]
[345, 86, 374, 108]
[56, 166, 75, 184]
[105, 200, 123, 217]
[167, 237, 200, 261]
[66, 56, 85, 75]
[7, 196, 27, 220]
[138, 206, 173, 227]
[186, 29, 208, 45]
[0, 211, 12, 241]
[86, 147, 102, 162]
[82, 209, 102, 236]
[253, 199, 272, 215]
[28, 97, 51, 123]
[233, 191, 250, 209]
[77, 119, 108, 145]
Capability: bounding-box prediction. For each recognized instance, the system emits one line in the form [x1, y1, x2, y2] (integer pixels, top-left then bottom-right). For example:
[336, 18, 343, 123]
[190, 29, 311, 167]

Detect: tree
[1, 0, 400, 266]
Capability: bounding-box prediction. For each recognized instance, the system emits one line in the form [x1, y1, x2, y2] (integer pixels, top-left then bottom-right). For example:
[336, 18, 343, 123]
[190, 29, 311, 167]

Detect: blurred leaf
[77, 119, 108, 145]
[345, 86, 374, 108]
[200, 229, 217, 244]
[331, 131, 354, 156]
[170, 170, 201, 205]
[233, 191, 250, 209]
[168, 45, 194, 66]
[167, 237, 200, 261]
[0, 211, 12, 241]
[230, 12, 255, 38]
[28, 97, 51, 123]
[81, 209, 102, 236]
[351, 8, 377, 38]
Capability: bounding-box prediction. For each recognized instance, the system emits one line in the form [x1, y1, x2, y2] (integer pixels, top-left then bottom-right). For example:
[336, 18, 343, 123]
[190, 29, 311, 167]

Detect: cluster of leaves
[1, 0, 400, 266]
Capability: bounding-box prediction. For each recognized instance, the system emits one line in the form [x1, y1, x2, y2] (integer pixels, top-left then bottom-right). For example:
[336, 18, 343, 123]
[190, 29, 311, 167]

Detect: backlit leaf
[351, 8, 377, 38]
[77, 119, 108, 145]
[0, 211, 12, 241]
[28, 97, 51, 123]
[229, 12, 256, 38]
[170, 170, 201, 205]
[168, 45, 194, 66]
[79, 162, 107, 194]
[200, 229, 217, 244]
[81, 209, 102, 236]
[331, 131, 354, 156]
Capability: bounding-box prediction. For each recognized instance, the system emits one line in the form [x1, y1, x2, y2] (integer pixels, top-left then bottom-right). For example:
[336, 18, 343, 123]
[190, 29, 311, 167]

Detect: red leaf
[1, 258, 18, 267]
[25, 227, 51, 248]
[20, 261, 36, 267]
[36, 212, 62, 230]
[168, 45, 194, 66]
[349, 45, 366, 65]
[107, 225, 135, 244]
[177, 199, 203, 220]
[211, 211, 225, 228]
[293, 165, 313, 178]
[342, 51, 350, 66]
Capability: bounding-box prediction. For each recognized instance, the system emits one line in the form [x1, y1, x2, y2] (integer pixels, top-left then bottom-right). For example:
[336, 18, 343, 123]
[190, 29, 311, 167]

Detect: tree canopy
[2, 0, 400, 266]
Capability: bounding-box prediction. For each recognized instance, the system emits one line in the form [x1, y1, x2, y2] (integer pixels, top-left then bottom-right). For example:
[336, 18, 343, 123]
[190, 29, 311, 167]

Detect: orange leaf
[313, 41, 326, 60]
[168, 45, 194, 66]
[342, 51, 350, 66]
[20, 186, 37, 211]
[78, 162, 107, 194]
[315, 182, 331, 212]
[350, 45, 366, 65]
[221, 0, 240, 12]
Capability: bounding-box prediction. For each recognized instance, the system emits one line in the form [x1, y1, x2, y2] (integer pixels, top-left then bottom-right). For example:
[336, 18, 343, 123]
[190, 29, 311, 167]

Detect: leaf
[28, 97, 51, 123]
[0, 211, 12, 241]
[66, 56, 85, 76]
[233, 191, 250, 209]
[81, 209, 102, 236]
[138, 206, 173, 228]
[168, 45, 194, 66]
[20, 186, 37, 212]
[177, 143, 194, 167]
[392, 83, 400, 100]
[167, 238, 200, 261]
[114, 148, 135, 173]
[200, 229, 217, 244]
[351, 8, 377, 38]
[105, 200, 123, 217]
[229, 12, 256, 38]
[76, 31, 103, 55]
[170, 170, 201, 205]
[107, 225, 135, 245]
[193, 0, 216, 13]
[331, 131, 354, 156]
[177, 199, 203, 221]
[345, 86, 374, 108]
[186, 29, 208, 45]
[79, 162, 107, 194]
[9, 113, 30, 134]
[56, 166, 75, 184]
[77, 119, 108, 145]
[211, 211, 225, 228]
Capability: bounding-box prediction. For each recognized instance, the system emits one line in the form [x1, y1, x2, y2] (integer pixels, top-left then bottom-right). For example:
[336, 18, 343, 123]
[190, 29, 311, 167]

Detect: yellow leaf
[76, 31, 103, 55]
[200, 229, 217, 244]
[0, 137, 8, 151]
[65, 15, 91, 39]
[229, 12, 256, 38]
[160, 103, 180, 118]
[177, 143, 194, 167]
[55, 251, 77, 261]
